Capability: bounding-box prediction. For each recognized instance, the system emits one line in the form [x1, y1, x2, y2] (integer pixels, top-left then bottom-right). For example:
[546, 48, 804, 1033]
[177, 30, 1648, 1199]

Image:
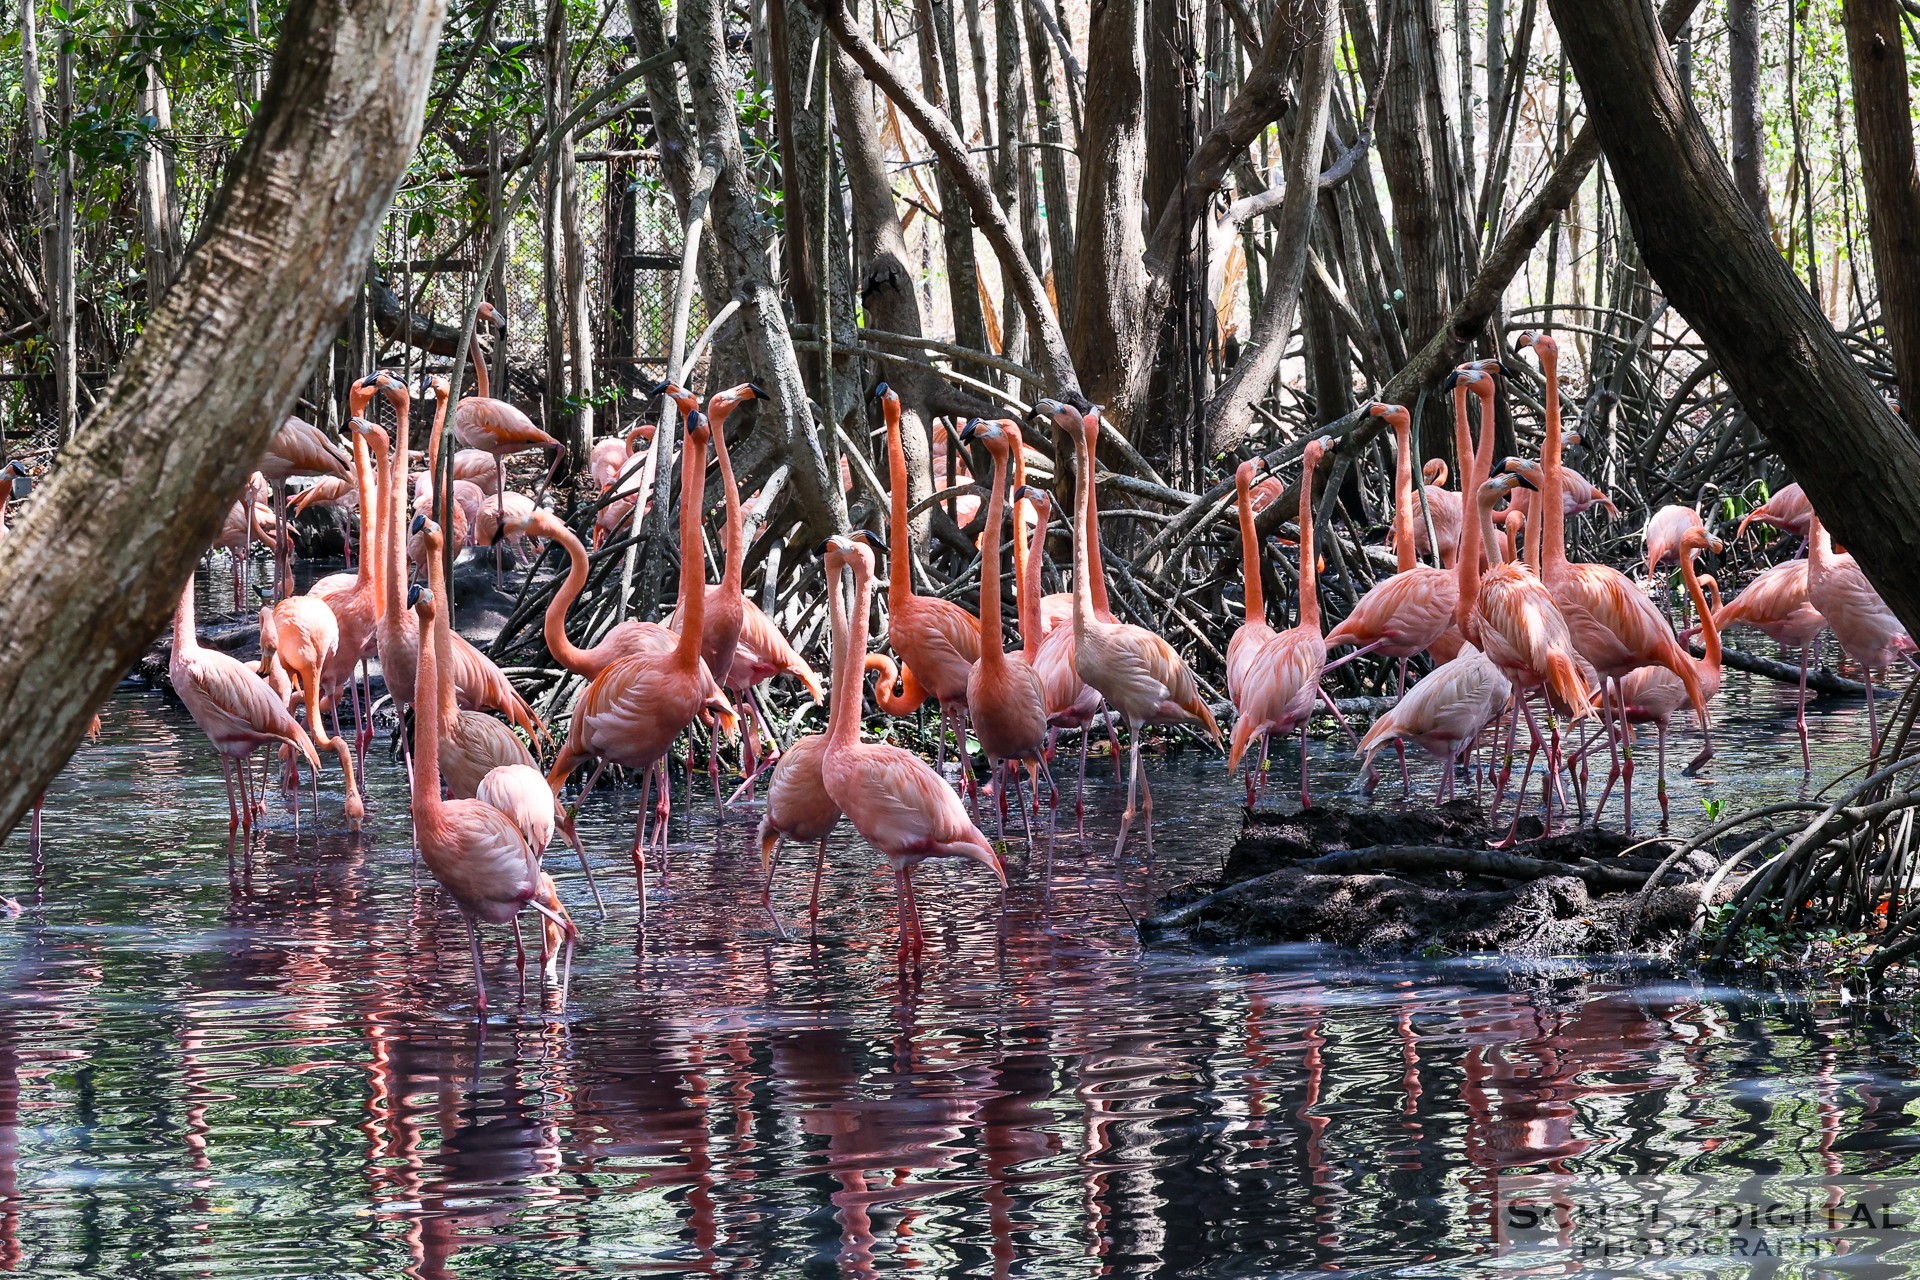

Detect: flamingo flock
[16, 318, 1910, 1016]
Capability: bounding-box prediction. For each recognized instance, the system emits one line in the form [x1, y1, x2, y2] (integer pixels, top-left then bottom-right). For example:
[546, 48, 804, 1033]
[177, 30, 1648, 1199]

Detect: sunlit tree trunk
[0, 0, 448, 843]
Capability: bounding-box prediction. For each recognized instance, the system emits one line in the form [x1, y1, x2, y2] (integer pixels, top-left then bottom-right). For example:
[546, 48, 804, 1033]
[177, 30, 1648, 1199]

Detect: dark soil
[1144, 798, 1720, 958]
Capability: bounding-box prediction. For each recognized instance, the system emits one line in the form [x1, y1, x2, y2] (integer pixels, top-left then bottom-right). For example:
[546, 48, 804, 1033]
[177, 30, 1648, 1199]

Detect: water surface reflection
[0, 661, 1914, 1276]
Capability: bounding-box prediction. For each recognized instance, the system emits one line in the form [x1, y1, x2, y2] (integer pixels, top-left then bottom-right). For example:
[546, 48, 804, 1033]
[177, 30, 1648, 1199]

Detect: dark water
[2, 577, 1913, 1276]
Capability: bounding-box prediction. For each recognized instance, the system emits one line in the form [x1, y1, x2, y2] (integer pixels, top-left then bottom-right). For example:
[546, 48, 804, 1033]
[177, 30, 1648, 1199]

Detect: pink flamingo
[171, 574, 320, 831]
[959, 417, 1053, 837]
[817, 532, 1003, 956]
[211, 473, 278, 610]
[1737, 481, 1813, 541]
[1616, 526, 1724, 823]
[452, 300, 565, 572]
[662, 381, 766, 801]
[405, 377, 545, 739]
[1013, 481, 1110, 817]
[409, 582, 573, 1014]
[1516, 331, 1709, 826]
[545, 412, 738, 909]
[1710, 558, 1825, 770]
[1324, 402, 1462, 787]
[1355, 643, 1512, 804]
[259, 414, 352, 596]
[412, 541, 606, 914]
[1227, 437, 1338, 809]
[1807, 508, 1915, 755]
[866, 383, 980, 772]
[1642, 503, 1705, 581]
[258, 592, 365, 830]
[1045, 398, 1220, 856]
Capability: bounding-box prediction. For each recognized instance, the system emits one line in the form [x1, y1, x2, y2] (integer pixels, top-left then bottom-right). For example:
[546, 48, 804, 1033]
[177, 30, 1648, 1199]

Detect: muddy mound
[1146, 799, 1716, 958]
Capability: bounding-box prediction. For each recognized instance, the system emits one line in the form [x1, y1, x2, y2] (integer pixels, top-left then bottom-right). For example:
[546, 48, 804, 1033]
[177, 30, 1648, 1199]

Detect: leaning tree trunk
[0, 0, 447, 842]
[1547, 0, 1920, 631]
[1842, 0, 1920, 413]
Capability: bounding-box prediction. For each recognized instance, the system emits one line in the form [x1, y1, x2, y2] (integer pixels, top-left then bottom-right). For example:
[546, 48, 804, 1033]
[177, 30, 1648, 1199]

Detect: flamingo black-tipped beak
[1513, 473, 1539, 492]
[1439, 371, 1460, 393]
[747, 383, 768, 400]
[958, 418, 981, 444]
[411, 514, 429, 535]
[813, 537, 835, 557]
[1012, 484, 1045, 505]
[871, 381, 890, 400]
[851, 528, 888, 555]
[646, 380, 670, 397]
[407, 584, 427, 608]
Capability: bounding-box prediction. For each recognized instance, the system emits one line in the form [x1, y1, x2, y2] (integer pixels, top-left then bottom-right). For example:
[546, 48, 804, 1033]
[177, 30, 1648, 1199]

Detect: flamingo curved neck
[468, 333, 490, 400]
[674, 429, 710, 667]
[385, 405, 413, 617]
[1454, 390, 1484, 628]
[978, 446, 1011, 667]
[349, 428, 378, 593]
[541, 521, 599, 676]
[424, 391, 450, 527]
[1391, 417, 1415, 573]
[412, 599, 444, 809]
[825, 555, 873, 752]
[1538, 348, 1571, 575]
[712, 406, 745, 592]
[1296, 452, 1320, 631]
[1017, 501, 1046, 662]
[1081, 415, 1114, 619]
[428, 537, 460, 730]
[1236, 470, 1264, 624]
[884, 399, 912, 609]
[1681, 549, 1721, 671]
[174, 574, 197, 654]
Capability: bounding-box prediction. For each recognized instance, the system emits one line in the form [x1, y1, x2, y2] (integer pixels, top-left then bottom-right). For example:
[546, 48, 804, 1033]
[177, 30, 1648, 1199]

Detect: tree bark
[1067, 0, 1148, 417]
[1727, 0, 1768, 227]
[1549, 0, 1920, 631]
[915, 0, 989, 353]
[1128, 0, 1311, 432]
[816, 0, 1080, 397]
[0, 0, 447, 842]
[546, 0, 593, 467]
[1024, 0, 1076, 326]
[1842, 0, 1920, 411]
[130, 3, 185, 301]
[1203, 0, 1338, 452]
[682, 0, 848, 540]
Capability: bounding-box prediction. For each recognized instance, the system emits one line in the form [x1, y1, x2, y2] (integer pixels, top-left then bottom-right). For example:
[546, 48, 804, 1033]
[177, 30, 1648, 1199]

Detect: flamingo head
[1013, 484, 1052, 524]
[1478, 472, 1532, 511]
[1515, 329, 1558, 361]
[1300, 434, 1335, 475]
[683, 410, 711, 447]
[1680, 525, 1721, 557]
[371, 369, 410, 407]
[477, 300, 504, 333]
[1363, 401, 1410, 431]
[967, 839, 1009, 888]
[347, 376, 380, 420]
[1422, 459, 1448, 486]
[1235, 456, 1267, 495]
[869, 382, 902, 427]
[958, 416, 1018, 461]
[1029, 396, 1083, 443]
